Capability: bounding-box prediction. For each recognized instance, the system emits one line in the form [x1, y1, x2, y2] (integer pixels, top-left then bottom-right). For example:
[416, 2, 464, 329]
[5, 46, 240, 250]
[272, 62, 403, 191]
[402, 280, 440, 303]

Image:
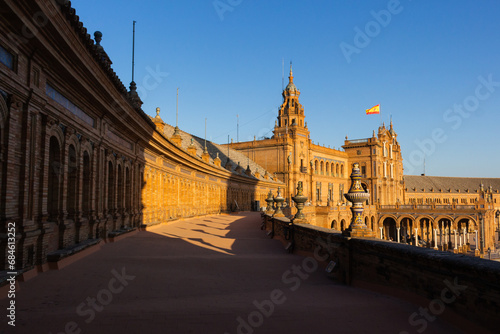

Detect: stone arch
[331, 219, 337, 230]
[340, 219, 346, 231]
[314, 160, 319, 174]
[415, 215, 435, 246]
[340, 164, 344, 177]
[434, 215, 454, 228]
[47, 122, 65, 149]
[335, 163, 339, 177]
[371, 216, 375, 231]
[325, 162, 330, 176]
[66, 132, 81, 155]
[454, 215, 477, 230]
[378, 214, 398, 225]
[380, 215, 397, 241]
[396, 214, 415, 227]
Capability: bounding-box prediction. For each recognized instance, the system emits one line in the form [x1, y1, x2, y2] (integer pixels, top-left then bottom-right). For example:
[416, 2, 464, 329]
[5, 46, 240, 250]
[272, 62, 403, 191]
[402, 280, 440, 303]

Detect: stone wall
[263, 214, 500, 332]
[0, 0, 280, 273]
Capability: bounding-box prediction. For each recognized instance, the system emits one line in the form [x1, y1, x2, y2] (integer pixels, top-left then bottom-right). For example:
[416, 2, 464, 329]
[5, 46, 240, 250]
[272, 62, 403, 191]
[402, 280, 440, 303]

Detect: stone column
[415, 228, 418, 246]
[434, 229, 438, 249]
[454, 230, 458, 251]
[379, 227, 383, 239]
[396, 227, 400, 243]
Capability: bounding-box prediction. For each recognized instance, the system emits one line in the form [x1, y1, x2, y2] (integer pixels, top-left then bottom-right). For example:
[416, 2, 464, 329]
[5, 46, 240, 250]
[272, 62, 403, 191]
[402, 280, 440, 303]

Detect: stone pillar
[454, 230, 458, 252]
[434, 229, 438, 249]
[415, 228, 418, 246]
[379, 227, 383, 239]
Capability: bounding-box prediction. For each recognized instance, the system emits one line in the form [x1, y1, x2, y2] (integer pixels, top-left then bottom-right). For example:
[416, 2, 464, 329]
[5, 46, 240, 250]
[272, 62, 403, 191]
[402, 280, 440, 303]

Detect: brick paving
[4, 213, 461, 334]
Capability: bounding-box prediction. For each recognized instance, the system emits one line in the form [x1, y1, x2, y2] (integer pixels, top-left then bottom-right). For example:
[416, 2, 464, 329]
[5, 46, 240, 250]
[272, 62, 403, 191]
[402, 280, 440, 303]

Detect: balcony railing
[346, 138, 369, 144]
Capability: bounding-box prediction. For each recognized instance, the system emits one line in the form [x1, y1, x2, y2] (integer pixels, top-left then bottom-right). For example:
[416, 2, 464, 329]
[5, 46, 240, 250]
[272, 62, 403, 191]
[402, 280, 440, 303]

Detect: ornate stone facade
[227, 65, 500, 255]
[0, 0, 280, 273]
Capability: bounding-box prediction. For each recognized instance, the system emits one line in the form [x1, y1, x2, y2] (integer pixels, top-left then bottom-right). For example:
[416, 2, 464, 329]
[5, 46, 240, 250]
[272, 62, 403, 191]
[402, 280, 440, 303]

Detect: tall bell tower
[273, 63, 309, 139]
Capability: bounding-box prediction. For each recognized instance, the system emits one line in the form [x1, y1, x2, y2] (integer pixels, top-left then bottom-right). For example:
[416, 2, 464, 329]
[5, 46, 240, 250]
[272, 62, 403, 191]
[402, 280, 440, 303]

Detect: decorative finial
[156, 107, 160, 117]
[373, 130, 376, 138]
[94, 31, 102, 45]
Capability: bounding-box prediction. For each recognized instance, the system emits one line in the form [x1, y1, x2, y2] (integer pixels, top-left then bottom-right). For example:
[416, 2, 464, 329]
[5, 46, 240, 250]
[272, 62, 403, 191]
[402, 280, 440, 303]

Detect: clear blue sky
[71, 0, 500, 177]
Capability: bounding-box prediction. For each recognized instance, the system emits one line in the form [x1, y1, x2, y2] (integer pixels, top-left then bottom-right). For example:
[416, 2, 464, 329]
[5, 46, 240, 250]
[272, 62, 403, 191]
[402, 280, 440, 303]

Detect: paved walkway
[4, 213, 461, 334]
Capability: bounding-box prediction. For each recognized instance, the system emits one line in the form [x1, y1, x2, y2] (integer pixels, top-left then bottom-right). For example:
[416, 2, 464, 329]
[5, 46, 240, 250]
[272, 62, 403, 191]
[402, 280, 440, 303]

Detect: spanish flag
[366, 104, 380, 115]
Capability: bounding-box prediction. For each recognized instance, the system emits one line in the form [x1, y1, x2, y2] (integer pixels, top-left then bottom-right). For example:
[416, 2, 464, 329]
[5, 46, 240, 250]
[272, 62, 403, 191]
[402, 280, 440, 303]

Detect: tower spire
[289, 61, 293, 83]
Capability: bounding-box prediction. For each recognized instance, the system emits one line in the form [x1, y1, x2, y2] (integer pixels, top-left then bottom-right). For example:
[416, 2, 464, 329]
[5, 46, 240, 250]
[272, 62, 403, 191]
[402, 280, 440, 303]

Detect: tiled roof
[161, 123, 281, 183]
[404, 175, 500, 193]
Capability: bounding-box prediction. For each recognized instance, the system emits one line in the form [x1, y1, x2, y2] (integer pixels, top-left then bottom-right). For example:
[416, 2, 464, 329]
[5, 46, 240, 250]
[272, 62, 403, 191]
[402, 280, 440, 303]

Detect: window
[390, 163, 394, 179]
[373, 162, 376, 177]
[383, 142, 387, 157]
[383, 161, 387, 178]
[46, 84, 95, 127]
[361, 165, 366, 176]
[0, 45, 14, 70]
[389, 144, 393, 159]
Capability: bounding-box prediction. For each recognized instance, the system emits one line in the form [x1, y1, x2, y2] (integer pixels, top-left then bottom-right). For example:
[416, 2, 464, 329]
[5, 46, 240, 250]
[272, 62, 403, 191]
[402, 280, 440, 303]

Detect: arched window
[48, 137, 61, 218]
[340, 164, 344, 177]
[325, 162, 330, 176]
[336, 164, 339, 177]
[320, 161, 324, 175]
[314, 160, 318, 174]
